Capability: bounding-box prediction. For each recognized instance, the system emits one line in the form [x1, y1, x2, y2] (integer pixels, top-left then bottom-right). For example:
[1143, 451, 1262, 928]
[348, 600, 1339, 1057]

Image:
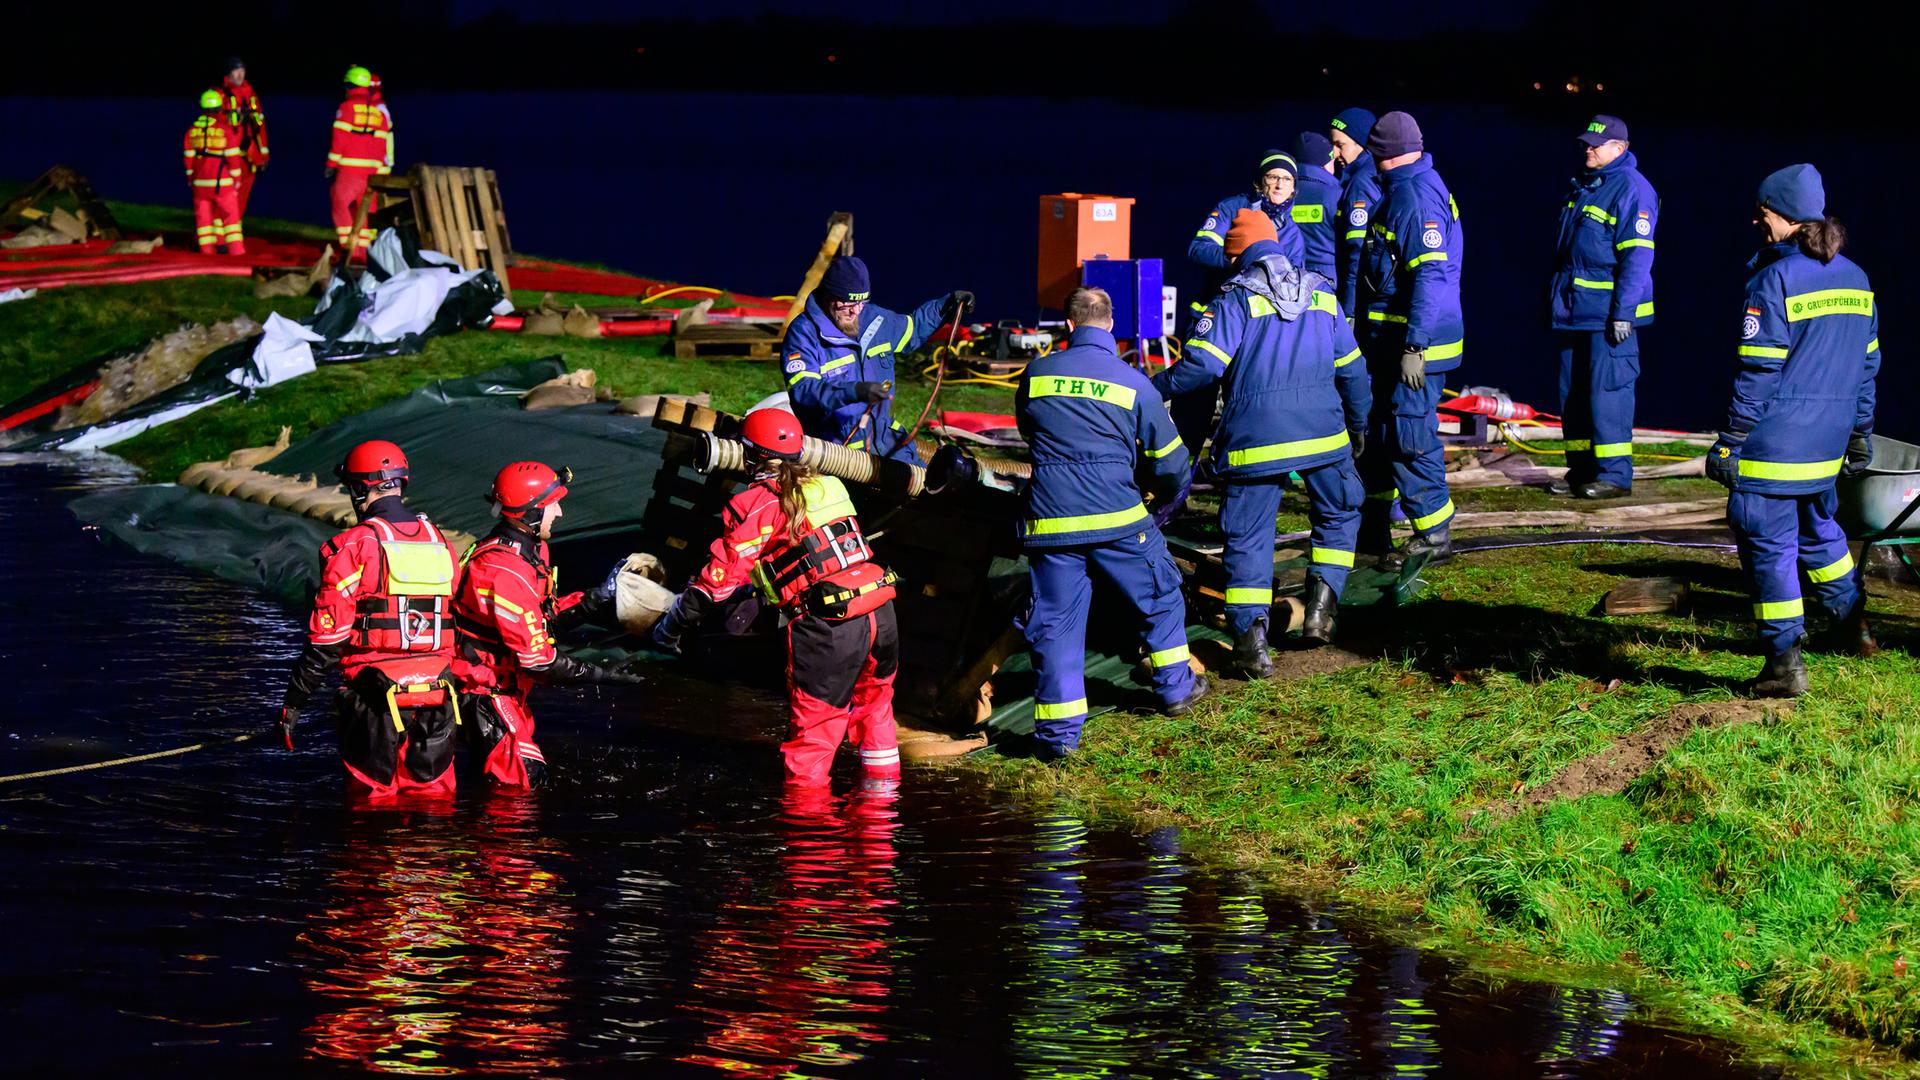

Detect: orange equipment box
[1037, 193, 1133, 310]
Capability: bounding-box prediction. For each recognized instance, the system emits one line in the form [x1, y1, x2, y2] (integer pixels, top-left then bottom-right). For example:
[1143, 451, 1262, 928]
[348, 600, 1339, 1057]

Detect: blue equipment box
[1080, 258, 1164, 342]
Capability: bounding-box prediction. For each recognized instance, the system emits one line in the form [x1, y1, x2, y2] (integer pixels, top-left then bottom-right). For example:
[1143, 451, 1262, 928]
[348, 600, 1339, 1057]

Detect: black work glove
[274, 705, 298, 750]
[1399, 347, 1427, 391]
[853, 380, 892, 405]
[1706, 431, 1746, 489]
[1350, 431, 1367, 460]
[943, 290, 976, 322]
[541, 653, 645, 686]
[324, 166, 336, 181]
[590, 557, 625, 606]
[1843, 432, 1874, 478]
[1606, 320, 1633, 346]
[649, 589, 713, 655]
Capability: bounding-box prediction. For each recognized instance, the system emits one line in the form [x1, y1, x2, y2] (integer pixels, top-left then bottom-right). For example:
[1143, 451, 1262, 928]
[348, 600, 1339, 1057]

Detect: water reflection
[295, 799, 574, 1074]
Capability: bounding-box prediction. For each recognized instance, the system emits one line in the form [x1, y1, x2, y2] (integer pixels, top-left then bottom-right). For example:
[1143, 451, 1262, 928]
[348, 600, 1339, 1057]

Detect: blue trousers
[1727, 487, 1860, 656]
[1556, 330, 1640, 489]
[1359, 359, 1454, 538]
[1222, 460, 1363, 635]
[1023, 529, 1195, 753]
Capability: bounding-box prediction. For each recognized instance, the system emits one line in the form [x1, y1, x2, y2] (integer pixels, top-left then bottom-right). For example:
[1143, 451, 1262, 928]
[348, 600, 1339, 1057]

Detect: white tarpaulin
[230, 313, 323, 390]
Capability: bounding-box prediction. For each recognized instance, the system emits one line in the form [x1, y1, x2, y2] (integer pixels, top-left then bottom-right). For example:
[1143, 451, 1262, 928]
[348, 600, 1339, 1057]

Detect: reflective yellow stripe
[847, 439, 864, 450]
[1425, 339, 1464, 361]
[896, 317, 914, 351]
[1371, 225, 1397, 241]
[787, 369, 822, 385]
[1635, 301, 1654, 318]
[1335, 347, 1361, 367]
[1754, 598, 1804, 620]
[491, 593, 525, 615]
[1616, 239, 1655, 250]
[1807, 553, 1855, 583]
[1027, 374, 1137, 410]
[1143, 435, 1184, 459]
[333, 156, 385, 168]
[1291, 204, 1324, 223]
[1225, 431, 1350, 468]
[1035, 698, 1088, 720]
[1344, 229, 1366, 240]
[1593, 442, 1634, 458]
[1784, 288, 1872, 322]
[819, 354, 857, 375]
[1312, 548, 1356, 568]
[1311, 291, 1339, 316]
[334, 568, 364, 593]
[1582, 205, 1618, 225]
[1187, 339, 1233, 366]
[1412, 499, 1456, 531]
[1737, 457, 1844, 481]
[1023, 503, 1149, 537]
[1224, 587, 1273, 606]
[1148, 644, 1191, 668]
[1196, 230, 1224, 244]
[1247, 295, 1276, 318]
[1867, 337, 1879, 353]
[1572, 277, 1614, 290]
[1406, 251, 1448, 268]
[1367, 311, 1408, 323]
[1738, 345, 1790, 359]
[865, 342, 893, 357]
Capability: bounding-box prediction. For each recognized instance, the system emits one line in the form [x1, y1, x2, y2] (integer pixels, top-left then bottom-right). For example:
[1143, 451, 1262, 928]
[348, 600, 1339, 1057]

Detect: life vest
[751, 476, 896, 619]
[349, 516, 457, 656]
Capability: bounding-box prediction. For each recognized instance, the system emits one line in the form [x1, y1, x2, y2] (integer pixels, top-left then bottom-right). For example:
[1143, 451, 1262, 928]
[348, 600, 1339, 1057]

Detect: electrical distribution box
[1037, 193, 1133, 310]
[1079, 257, 1164, 344]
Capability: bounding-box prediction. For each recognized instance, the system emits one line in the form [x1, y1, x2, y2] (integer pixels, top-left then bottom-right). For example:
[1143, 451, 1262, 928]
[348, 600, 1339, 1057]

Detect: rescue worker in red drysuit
[217, 56, 269, 218]
[275, 441, 462, 800]
[326, 65, 393, 260]
[452, 461, 638, 790]
[650, 408, 903, 788]
[183, 89, 247, 255]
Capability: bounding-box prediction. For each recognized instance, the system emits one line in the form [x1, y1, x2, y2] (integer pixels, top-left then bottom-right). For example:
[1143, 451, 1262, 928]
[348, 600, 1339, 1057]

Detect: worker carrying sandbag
[183, 89, 247, 255]
[325, 64, 392, 259]
[217, 56, 269, 218]
[453, 462, 640, 790]
[1705, 164, 1881, 697]
[650, 408, 904, 789]
[275, 441, 462, 801]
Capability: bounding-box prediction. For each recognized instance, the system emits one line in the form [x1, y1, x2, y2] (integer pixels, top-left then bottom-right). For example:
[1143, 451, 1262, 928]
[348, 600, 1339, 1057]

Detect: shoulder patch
[1634, 217, 1652, 236]
[1204, 214, 1219, 229]
[1421, 228, 1444, 249]
[1741, 314, 1761, 340]
[1193, 316, 1214, 337]
[784, 358, 805, 374]
[1348, 206, 1368, 226]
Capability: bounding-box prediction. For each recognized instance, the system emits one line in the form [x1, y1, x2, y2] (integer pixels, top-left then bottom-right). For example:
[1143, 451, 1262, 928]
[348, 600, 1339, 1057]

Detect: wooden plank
[482, 169, 513, 264]
[410, 165, 445, 253]
[783, 214, 852, 332]
[441, 168, 478, 270]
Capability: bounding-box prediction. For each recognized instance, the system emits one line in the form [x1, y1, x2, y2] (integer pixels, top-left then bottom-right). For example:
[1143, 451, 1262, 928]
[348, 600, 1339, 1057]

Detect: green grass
[986, 543, 1920, 1071]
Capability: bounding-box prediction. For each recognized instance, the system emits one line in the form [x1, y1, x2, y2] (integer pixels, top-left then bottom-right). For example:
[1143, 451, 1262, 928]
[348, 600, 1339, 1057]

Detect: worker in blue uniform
[1290, 131, 1342, 280]
[1549, 115, 1659, 499]
[781, 255, 973, 464]
[1706, 164, 1880, 697]
[1015, 286, 1209, 760]
[1355, 111, 1464, 569]
[1329, 107, 1379, 319]
[1188, 149, 1306, 304]
[1156, 212, 1370, 671]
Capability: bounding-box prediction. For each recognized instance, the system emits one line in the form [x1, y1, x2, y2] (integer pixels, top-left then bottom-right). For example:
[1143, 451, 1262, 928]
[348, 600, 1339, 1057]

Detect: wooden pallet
[672, 323, 784, 360]
[0, 166, 120, 240]
[366, 165, 511, 289]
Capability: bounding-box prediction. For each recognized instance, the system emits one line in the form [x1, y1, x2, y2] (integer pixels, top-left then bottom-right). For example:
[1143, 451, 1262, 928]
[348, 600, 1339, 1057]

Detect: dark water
[0, 458, 1787, 1076]
[2, 91, 1910, 435]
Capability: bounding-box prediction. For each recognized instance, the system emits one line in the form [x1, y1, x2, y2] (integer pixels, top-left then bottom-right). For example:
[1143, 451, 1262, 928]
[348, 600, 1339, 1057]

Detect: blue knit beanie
[819, 256, 871, 303]
[1366, 111, 1424, 160]
[1257, 148, 1298, 182]
[1756, 164, 1825, 223]
[1293, 131, 1335, 169]
[1330, 107, 1376, 142]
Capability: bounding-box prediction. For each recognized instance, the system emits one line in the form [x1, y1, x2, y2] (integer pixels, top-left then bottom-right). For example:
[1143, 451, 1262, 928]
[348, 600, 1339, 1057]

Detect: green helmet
[199, 88, 224, 110]
[344, 65, 373, 88]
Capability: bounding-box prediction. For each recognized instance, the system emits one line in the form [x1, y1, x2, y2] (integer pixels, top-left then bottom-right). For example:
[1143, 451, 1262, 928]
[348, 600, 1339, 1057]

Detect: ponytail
[1797, 215, 1846, 263]
[773, 460, 818, 543]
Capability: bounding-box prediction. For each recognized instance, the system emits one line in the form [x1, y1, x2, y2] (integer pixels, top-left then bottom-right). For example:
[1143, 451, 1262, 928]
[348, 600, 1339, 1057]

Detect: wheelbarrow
[1837, 434, 1920, 578]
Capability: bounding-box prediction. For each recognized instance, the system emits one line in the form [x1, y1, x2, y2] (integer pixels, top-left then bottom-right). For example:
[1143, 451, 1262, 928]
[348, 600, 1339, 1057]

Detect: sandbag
[562, 303, 604, 338]
[614, 392, 709, 418]
[522, 368, 601, 411]
[614, 553, 674, 635]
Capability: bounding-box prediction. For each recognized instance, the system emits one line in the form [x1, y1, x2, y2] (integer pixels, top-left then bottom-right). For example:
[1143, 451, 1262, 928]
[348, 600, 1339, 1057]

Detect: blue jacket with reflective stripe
[1550, 151, 1659, 330]
[1015, 326, 1189, 548]
[1358, 153, 1465, 370]
[1335, 150, 1382, 316]
[781, 292, 945, 460]
[1155, 241, 1370, 481]
[1188, 192, 1306, 299]
[1722, 241, 1880, 495]
[1291, 165, 1342, 280]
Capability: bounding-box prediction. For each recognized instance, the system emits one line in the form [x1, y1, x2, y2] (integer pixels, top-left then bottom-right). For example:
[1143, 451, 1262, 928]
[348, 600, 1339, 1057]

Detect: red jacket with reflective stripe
[307, 514, 461, 679]
[328, 87, 393, 174]
[183, 114, 246, 189]
[452, 532, 585, 694]
[689, 474, 882, 612]
[220, 81, 270, 168]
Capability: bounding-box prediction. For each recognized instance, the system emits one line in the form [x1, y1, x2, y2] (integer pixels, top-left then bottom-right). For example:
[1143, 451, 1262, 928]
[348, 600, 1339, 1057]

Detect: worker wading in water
[651, 409, 904, 788]
[183, 89, 247, 255]
[276, 441, 462, 800]
[1707, 164, 1880, 696]
[453, 462, 637, 791]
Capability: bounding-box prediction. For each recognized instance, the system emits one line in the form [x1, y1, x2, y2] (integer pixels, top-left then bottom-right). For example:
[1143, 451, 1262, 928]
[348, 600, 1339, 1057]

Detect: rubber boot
[1547, 476, 1574, 496]
[1575, 480, 1631, 500]
[1749, 646, 1808, 698]
[1231, 619, 1274, 679]
[1299, 578, 1338, 647]
[1380, 526, 1453, 572]
[1817, 600, 1879, 657]
[1162, 675, 1212, 717]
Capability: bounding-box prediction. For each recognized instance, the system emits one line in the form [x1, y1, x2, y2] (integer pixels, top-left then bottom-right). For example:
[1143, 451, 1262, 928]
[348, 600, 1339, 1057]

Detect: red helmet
[741, 408, 804, 461]
[489, 461, 571, 518]
[336, 440, 409, 494]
